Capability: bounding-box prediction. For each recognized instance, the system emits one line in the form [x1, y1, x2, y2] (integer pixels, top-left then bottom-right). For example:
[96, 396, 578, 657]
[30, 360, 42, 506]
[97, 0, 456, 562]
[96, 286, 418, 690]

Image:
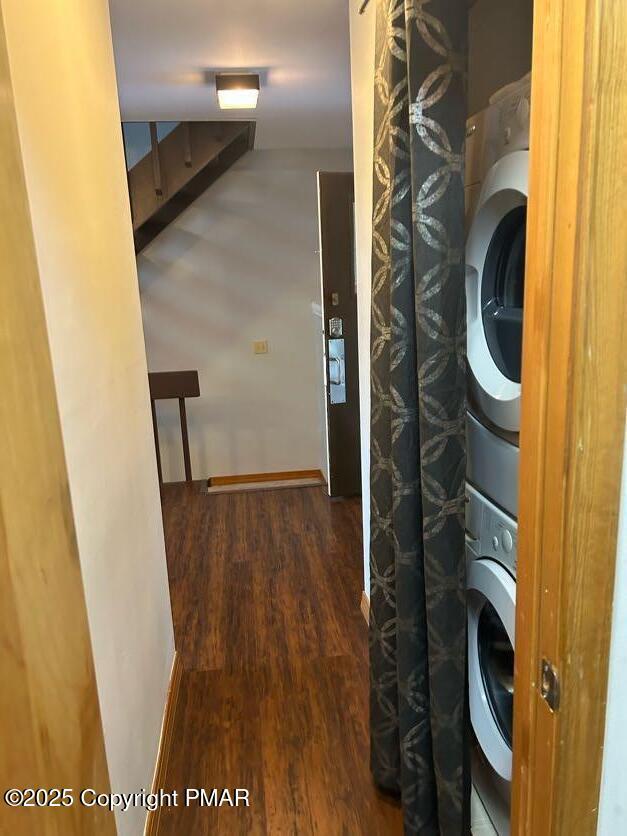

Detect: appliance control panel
[465, 482, 517, 577]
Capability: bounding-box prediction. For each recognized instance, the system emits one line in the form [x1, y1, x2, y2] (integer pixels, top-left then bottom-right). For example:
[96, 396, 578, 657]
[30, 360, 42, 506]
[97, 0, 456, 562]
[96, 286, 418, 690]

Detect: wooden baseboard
[144, 651, 183, 836]
[360, 591, 370, 625]
[208, 469, 324, 487]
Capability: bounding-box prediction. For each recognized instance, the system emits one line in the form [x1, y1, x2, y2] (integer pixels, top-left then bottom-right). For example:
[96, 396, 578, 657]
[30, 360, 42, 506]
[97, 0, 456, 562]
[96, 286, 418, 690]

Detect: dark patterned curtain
[369, 1, 468, 834]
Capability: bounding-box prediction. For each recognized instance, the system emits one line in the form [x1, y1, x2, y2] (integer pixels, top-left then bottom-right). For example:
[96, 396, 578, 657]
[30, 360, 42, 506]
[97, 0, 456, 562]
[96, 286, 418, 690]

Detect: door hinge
[540, 658, 560, 712]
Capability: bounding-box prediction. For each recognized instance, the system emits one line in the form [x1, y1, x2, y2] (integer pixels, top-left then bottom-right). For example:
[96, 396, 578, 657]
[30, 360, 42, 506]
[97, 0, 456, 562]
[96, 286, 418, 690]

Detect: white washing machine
[466, 482, 517, 835]
[466, 75, 531, 435]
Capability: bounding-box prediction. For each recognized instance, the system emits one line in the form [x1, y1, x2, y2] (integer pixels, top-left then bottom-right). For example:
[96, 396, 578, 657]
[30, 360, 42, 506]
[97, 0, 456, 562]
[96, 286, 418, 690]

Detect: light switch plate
[253, 340, 268, 355]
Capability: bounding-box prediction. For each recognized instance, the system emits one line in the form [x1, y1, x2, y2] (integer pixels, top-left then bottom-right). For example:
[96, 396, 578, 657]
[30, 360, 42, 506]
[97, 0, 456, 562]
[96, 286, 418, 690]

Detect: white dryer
[466, 75, 531, 434]
[466, 482, 517, 835]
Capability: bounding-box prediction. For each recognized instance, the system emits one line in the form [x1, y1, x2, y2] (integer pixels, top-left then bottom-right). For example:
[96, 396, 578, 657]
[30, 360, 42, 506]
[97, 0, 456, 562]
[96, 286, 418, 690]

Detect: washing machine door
[467, 549, 516, 782]
[466, 150, 528, 432]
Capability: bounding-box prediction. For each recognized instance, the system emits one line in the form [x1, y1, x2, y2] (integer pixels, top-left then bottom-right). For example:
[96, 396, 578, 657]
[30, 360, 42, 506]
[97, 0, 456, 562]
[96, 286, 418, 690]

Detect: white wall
[137, 147, 352, 482]
[109, 0, 353, 150]
[598, 419, 627, 834]
[469, 0, 533, 114]
[2, 2, 175, 835]
[349, 0, 376, 595]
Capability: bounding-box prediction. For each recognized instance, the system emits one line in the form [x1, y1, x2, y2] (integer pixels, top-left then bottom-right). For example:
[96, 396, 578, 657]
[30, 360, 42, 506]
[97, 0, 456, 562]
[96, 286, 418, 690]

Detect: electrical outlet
[253, 340, 268, 355]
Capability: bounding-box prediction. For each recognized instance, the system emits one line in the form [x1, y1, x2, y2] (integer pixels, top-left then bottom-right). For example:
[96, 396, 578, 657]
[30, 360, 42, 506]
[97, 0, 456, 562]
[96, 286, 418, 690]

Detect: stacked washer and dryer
[464, 73, 531, 835]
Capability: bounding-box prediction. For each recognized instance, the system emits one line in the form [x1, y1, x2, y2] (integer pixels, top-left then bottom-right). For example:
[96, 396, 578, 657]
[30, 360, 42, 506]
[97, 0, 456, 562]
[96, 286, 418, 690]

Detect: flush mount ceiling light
[215, 73, 260, 110]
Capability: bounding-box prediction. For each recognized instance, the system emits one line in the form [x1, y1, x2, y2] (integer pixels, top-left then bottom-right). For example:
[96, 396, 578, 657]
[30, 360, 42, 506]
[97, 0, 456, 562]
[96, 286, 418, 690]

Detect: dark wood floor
[157, 482, 403, 835]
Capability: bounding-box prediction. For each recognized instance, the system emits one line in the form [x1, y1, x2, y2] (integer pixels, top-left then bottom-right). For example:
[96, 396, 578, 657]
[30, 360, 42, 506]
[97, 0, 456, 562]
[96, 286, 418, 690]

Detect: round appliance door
[467, 553, 516, 782]
[466, 150, 528, 432]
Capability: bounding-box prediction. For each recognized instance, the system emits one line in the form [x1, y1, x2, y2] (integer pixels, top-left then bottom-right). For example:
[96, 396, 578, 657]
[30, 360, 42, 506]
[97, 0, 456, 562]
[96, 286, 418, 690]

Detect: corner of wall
[349, 0, 376, 596]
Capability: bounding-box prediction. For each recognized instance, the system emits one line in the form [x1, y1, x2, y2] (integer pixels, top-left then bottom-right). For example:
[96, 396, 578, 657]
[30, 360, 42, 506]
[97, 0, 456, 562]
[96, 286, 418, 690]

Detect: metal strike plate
[540, 658, 560, 712]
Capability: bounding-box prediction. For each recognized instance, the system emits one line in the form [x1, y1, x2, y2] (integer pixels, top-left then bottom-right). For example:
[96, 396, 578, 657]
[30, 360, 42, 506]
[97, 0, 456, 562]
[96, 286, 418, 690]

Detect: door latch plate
[327, 338, 346, 404]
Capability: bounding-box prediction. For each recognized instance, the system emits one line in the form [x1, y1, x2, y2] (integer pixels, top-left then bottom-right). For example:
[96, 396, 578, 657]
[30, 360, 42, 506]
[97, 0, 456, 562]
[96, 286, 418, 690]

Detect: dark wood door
[317, 171, 361, 497]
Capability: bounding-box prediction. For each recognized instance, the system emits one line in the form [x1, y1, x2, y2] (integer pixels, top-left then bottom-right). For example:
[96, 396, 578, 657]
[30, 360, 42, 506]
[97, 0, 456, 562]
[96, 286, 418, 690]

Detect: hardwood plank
[259, 655, 399, 835]
[156, 482, 402, 834]
[157, 667, 268, 835]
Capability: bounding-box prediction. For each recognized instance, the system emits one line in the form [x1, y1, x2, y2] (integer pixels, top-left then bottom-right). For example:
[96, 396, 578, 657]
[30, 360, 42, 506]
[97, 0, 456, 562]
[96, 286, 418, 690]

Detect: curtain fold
[369, 1, 468, 833]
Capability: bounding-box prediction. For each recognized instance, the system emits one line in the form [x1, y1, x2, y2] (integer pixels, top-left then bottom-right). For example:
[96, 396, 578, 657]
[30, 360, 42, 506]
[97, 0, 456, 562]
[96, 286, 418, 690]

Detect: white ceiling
[108, 0, 353, 149]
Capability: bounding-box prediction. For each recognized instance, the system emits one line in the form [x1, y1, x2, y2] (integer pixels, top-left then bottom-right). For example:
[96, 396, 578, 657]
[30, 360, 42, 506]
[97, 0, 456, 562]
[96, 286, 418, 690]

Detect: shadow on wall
[137, 147, 353, 483]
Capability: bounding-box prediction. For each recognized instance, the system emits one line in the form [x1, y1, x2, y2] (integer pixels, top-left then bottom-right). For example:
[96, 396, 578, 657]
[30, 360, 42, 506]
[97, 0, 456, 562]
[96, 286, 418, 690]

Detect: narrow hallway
[156, 483, 403, 834]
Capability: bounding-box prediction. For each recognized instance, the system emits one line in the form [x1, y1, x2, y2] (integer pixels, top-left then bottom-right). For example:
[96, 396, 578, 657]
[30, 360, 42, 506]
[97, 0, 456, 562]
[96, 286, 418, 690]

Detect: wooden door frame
[512, 0, 627, 833]
[0, 5, 114, 833]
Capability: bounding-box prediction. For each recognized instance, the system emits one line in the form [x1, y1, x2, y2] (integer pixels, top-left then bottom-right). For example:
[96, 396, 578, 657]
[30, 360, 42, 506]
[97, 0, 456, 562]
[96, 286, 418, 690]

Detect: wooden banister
[125, 120, 255, 252]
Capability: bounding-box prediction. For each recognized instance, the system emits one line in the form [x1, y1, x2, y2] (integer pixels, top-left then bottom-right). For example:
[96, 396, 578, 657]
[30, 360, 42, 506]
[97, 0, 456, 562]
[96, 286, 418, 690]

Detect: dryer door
[467, 551, 516, 782]
[466, 150, 528, 432]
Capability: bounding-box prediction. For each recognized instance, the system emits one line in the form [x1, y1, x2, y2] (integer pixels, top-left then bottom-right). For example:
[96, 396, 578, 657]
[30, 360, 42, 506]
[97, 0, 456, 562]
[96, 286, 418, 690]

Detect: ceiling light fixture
[215, 73, 260, 110]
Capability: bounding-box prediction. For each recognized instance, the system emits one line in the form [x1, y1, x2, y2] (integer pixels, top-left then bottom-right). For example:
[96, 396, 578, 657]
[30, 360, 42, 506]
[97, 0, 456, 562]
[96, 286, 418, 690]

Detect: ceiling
[108, 0, 353, 149]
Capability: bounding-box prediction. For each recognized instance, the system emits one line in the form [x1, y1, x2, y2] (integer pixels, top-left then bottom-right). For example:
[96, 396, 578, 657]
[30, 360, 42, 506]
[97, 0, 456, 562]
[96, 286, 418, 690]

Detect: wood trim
[512, 0, 627, 833]
[145, 652, 183, 836]
[209, 469, 324, 487]
[360, 591, 370, 625]
[0, 7, 114, 832]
